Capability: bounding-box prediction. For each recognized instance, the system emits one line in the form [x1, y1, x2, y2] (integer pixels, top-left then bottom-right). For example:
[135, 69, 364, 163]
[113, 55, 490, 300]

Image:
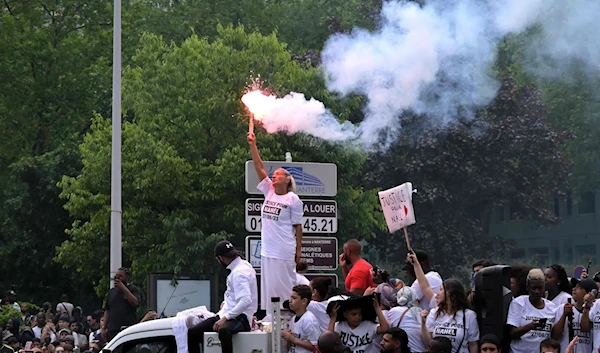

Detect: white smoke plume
[242, 91, 358, 141]
[321, 0, 600, 147]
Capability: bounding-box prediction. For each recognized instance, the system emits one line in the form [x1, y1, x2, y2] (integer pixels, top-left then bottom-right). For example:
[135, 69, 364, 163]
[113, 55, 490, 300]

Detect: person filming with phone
[101, 268, 141, 341]
[507, 269, 557, 353]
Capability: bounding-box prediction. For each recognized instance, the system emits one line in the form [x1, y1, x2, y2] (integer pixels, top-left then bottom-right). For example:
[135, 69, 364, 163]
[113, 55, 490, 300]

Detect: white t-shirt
[387, 307, 426, 353]
[371, 310, 388, 353]
[335, 320, 379, 353]
[307, 301, 330, 333]
[56, 302, 74, 317]
[411, 271, 443, 311]
[554, 304, 593, 353]
[587, 301, 600, 351]
[296, 273, 310, 285]
[426, 308, 479, 353]
[289, 311, 320, 353]
[258, 177, 304, 260]
[507, 295, 557, 353]
[32, 326, 56, 341]
[549, 291, 573, 307]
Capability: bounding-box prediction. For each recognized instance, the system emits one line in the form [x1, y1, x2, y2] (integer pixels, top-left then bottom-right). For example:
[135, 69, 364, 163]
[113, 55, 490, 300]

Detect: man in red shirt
[339, 239, 376, 296]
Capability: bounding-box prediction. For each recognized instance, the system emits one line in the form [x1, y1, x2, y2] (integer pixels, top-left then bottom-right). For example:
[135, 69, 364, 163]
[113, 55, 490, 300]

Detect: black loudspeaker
[473, 265, 513, 343]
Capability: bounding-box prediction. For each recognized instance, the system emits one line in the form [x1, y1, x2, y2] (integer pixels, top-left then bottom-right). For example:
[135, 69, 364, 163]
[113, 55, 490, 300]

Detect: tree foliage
[0, 0, 111, 305]
[56, 26, 382, 296]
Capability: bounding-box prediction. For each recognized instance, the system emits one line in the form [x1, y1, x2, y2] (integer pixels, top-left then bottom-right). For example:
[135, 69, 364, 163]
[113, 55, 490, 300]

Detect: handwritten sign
[378, 182, 416, 233]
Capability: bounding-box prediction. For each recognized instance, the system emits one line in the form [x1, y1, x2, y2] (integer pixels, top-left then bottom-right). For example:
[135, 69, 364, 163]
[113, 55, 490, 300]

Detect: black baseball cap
[577, 278, 599, 293]
[214, 240, 238, 258]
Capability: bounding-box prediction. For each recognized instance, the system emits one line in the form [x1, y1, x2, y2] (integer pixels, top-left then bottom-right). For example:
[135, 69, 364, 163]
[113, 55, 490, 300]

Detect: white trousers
[260, 256, 296, 310]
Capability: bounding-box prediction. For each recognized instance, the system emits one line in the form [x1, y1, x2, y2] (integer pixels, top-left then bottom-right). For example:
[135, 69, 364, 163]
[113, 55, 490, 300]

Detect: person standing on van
[187, 240, 258, 353]
[248, 132, 304, 314]
[101, 268, 141, 341]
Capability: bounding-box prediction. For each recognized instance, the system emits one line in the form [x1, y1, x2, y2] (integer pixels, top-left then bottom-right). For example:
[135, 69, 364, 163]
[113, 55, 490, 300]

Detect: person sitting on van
[187, 240, 258, 353]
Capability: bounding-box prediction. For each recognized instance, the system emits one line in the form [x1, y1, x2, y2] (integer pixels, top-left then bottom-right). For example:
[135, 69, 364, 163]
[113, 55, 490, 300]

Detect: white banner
[378, 182, 416, 233]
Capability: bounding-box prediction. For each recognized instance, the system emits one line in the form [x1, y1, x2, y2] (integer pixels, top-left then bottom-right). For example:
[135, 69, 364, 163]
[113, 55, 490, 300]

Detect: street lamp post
[110, 0, 122, 288]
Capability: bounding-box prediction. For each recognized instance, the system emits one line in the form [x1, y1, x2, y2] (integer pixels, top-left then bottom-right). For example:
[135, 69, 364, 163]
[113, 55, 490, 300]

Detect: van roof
[105, 318, 175, 350]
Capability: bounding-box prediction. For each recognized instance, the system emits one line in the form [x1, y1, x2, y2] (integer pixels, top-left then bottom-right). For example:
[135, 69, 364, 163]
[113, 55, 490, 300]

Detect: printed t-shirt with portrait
[587, 300, 600, 351]
[335, 320, 379, 353]
[288, 311, 320, 353]
[345, 259, 376, 293]
[506, 295, 557, 353]
[258, 177, 304, 260]
[554, 304, 592, 353]
[411, 271, 443, 311]
[426, 308, 479, 353]
[387, 307, 426, 353]
[549, 291, 573, 307]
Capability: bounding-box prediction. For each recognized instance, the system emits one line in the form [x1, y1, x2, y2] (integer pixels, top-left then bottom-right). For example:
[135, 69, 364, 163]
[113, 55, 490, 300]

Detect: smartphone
[25, 342, 32, 350]
[538, 318, 548, 327]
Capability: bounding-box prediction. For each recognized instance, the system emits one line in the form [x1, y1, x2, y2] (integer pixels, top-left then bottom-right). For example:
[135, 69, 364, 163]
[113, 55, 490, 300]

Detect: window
[567, 190, 573, 216]
[566, 246, 573, 262]
[576, 244, 597, 261]
[511, 249, 525, 260]
[530, 247, 549, 265]
[553, 195, 560, 216]
[578, 192, 596, 215]
[117, 336, 176, 353]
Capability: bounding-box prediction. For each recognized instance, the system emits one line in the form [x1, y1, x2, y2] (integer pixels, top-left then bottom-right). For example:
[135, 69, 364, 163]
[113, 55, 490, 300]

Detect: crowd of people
[182, 235, 600, 353]
[0, 294, 106, 353]
[0, 268, 151, 353]
[4, 131, 600, 353]
[240, 130, 599, 353]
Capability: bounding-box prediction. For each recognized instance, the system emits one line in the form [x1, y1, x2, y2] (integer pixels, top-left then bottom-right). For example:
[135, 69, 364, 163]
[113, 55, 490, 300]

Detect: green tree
[0, 0, 111, 304]
[57, 26, 382, 297]
[0, 147, 89, 305]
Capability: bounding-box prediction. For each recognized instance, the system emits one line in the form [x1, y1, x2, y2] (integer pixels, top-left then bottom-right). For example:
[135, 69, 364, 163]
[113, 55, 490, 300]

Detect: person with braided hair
[544, 264, 573, 306]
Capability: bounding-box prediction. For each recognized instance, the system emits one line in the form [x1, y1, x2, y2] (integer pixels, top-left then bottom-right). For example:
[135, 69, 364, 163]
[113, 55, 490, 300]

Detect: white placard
[378, 182, 416, 233]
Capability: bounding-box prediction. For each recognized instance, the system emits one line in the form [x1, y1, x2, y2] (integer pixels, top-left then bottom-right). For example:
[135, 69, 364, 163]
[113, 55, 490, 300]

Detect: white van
[103, 318, 272, 353]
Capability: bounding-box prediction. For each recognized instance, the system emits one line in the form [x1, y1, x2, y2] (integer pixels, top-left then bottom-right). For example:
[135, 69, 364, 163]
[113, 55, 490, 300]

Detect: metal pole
[110, 0, 122, 288]
[271, 297, 281, 353]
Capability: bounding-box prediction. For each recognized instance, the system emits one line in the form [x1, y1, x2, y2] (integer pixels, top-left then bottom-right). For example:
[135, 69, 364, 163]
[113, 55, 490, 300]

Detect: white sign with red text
[378, 182, 416, 233]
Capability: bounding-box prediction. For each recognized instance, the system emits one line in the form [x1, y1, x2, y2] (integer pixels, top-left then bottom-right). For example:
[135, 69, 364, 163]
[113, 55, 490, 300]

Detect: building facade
[489, 190, 600, 266]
